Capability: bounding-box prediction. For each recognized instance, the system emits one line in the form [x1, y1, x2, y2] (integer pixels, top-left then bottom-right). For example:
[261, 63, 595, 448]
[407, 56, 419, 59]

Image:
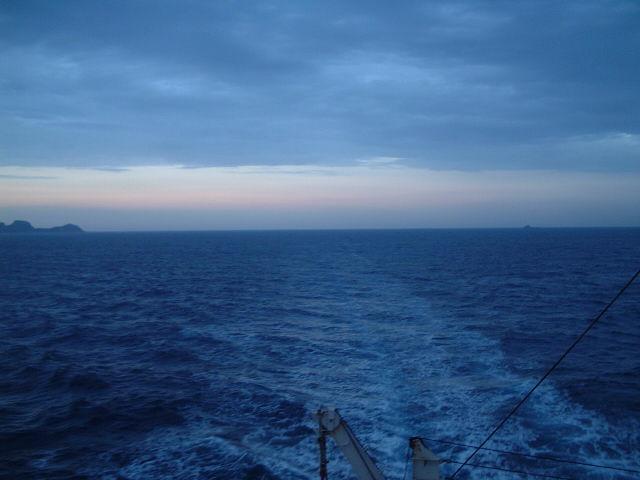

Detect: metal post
[318, 412, 329, 480]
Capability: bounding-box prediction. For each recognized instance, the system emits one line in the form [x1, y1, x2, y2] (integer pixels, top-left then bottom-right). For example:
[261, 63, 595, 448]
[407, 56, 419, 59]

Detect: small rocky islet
[0, 220, 83, 234]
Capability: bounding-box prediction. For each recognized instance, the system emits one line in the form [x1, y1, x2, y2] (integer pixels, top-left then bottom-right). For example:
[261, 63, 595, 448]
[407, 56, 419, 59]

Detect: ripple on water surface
[1, 229, 639, 479]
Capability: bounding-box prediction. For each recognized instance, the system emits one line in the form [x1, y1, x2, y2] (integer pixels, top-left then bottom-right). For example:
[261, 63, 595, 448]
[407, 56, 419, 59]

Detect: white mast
[314, 407, 440, 480]
[315, 407, 385, 480]
[410, 437, 440, 480]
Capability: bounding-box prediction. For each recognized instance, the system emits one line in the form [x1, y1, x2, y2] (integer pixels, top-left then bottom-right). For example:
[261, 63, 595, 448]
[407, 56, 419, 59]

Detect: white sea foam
[70, 234, 639, 480]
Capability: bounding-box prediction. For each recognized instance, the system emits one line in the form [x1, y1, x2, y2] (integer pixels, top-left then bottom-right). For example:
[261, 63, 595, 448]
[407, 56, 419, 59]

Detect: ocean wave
[1, 229, 638, 479]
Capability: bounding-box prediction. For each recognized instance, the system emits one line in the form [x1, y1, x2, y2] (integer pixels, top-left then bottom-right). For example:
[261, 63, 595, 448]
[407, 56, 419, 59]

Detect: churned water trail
[1, 229, 639, 479]
[449, 267, 640, 479]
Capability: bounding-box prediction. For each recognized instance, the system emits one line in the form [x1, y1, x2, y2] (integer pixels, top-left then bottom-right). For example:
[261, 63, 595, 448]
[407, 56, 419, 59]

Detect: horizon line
[81, 225, 640, 233]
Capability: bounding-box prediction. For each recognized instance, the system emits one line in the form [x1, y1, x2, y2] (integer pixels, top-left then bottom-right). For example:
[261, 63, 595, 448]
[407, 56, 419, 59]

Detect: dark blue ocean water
[1, 229, 639, 480]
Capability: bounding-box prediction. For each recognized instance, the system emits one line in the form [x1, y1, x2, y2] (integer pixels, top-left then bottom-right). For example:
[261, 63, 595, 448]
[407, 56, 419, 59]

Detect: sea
[1, 228, 639, 480]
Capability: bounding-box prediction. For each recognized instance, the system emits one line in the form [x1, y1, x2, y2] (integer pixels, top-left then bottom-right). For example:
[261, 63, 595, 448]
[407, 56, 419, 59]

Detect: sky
[0, 0, 638, 230]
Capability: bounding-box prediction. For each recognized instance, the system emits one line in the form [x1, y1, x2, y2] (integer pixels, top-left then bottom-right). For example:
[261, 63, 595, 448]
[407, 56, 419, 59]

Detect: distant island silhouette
[0, 220, 84, 234]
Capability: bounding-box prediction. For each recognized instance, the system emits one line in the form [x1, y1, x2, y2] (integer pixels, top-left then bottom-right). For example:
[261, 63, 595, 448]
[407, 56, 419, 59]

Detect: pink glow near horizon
[1, 165, 639, 229]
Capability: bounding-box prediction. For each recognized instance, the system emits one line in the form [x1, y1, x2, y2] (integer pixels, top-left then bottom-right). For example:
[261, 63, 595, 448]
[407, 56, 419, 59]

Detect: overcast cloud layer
[1, 0, 639, 171]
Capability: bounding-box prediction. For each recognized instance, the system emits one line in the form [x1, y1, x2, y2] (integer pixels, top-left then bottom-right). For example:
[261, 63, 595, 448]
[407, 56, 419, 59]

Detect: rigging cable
[449, 267, 640, 479]
[444, 459, 574, 480]
[420, 437, 640, 475]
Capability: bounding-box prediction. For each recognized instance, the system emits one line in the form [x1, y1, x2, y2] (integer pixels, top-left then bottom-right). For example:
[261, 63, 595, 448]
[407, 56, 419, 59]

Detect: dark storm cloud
[1, 0, 638, 170]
